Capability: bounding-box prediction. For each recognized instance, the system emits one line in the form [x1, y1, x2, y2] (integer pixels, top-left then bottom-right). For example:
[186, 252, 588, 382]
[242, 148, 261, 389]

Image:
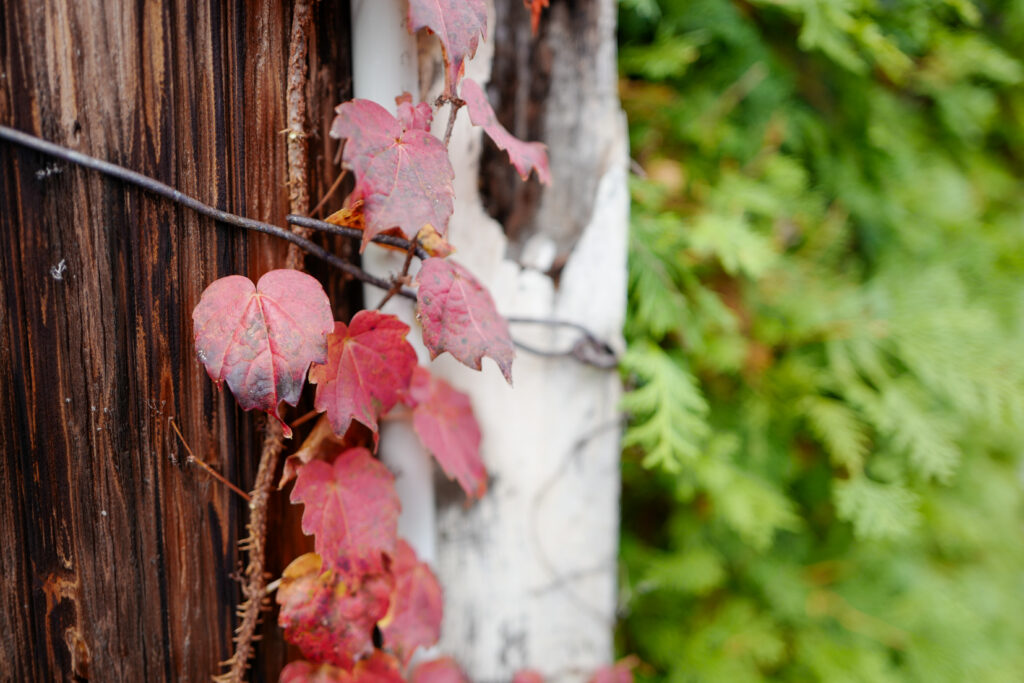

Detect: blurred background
[615, 0, 1024, 680]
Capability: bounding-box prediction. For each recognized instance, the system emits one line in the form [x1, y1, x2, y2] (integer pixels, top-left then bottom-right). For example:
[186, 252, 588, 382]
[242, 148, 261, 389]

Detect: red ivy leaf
[331, 99, 454, 249]
[379, 539, 444, 665]
[406, 366, 486, 499]
[407, 0, 487, 97]
[396, 92, 434, 132]
[524, 0, 550, 35]
[513, 671, 545, 683]
[276, 553, 393, 669]
[310, 311, 418, 445]
[281, 653, 405, 683]
[290, 449, 400, 575]
[410, 657, 470, 683]
[416, 258, 515, 384]
[461, 78, 551, 184]
[192, 270, 333, 438]
[352, 651, 407, 683]
[280, 661, 350, 683]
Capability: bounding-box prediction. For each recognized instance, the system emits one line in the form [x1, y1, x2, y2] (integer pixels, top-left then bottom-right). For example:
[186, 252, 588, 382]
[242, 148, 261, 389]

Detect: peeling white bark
[351, 2, 628, 680]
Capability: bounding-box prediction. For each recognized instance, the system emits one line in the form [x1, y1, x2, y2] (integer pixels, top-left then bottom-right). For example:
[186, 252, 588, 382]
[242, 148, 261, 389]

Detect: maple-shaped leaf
[276, 553, 393, 669]
[280, 653, 406, 683]
[351, 651, 407, 683]
[416, 258, 515, 384]
[331, 99, 454, 249]
[407, 0, 487, 97]
[513, 671, 545, 683]
[588, 660, 637, 683]
[280, 661, 350, 683]
[524, 0, 549, 35]
[290, 449, 401, 575]
[461, 78, 551, 184]
[405, 366, 486, 499]
[378, 539, 444, 665]
[309, 311, 418, 444]
[396, 92, 434, 132]
[410, 657, 470, 683]
[192, 270, 333, 438]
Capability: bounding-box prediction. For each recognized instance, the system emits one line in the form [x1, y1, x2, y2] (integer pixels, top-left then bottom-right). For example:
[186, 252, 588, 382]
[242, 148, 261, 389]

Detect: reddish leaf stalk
[442, 98, 464, 148]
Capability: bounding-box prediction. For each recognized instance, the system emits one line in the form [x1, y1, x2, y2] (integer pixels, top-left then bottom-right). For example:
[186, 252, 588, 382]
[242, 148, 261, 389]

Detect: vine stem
[284, 0, 313, 271]
[215, 421, 285, 683]
[220, 3, 312, 681]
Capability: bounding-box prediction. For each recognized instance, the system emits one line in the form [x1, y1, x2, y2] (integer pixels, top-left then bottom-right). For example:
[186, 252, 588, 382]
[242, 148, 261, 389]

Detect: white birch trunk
[351, 2, 628, 680]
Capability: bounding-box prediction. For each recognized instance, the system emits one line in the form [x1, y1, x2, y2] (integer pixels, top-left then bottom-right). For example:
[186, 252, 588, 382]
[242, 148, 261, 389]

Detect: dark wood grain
[0, 1, 351, 680]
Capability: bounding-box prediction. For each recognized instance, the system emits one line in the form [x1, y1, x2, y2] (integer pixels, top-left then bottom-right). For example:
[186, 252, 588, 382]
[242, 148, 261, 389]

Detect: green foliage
[617, 0, 1024, 680]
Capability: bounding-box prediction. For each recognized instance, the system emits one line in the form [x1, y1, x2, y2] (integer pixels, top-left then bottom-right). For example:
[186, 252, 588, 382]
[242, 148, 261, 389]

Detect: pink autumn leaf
[407, 0, 487, 97]
[410, 657, 470, 683]
[379, 539, 444, 665]
[461, 78, 551, 184]
[309, 311, 418, 446]
[352, 651, 407, 683]
[280, 653, 406, 683]
[290, 449, 400, 575]
[513, 671, 545, 683]
[276, 553, 393, 669]
[331, 99, 454, 249]
[280, 661, 350, 683]
[405, 366, 486, 499]
[192, 269, 333, 438]
[416, 258, 515, 384]
[396, 92, 434, 132]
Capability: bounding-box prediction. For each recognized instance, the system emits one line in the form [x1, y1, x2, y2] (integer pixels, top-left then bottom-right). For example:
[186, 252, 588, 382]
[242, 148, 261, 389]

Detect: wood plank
[0, 1, 351, 679]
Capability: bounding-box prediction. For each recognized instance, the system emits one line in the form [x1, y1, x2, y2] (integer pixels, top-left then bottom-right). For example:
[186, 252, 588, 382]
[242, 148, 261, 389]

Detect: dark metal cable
[1, 124, 621, 365]
[0, 124, 412, 297]
[286, 214, 430, 260]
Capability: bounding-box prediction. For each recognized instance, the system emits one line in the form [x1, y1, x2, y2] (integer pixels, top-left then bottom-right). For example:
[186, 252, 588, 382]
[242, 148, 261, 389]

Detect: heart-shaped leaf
[416, 258, 515, 383]
[405, 366, 486, 499]
[309, 311, 418, 445]
[192, 269, 333, 438]
[291, 449, 400, 575]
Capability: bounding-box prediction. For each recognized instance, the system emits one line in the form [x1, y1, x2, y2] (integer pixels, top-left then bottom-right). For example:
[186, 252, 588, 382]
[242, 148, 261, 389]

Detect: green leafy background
[616, 1, 1024, 680]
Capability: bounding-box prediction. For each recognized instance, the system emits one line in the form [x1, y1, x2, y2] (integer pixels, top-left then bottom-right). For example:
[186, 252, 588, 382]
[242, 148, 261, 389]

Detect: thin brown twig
[376, 239, 420, 309]
[289, 409, 320, 430]
[310, 169, 348, 218]
[169, 417, 252, 502]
